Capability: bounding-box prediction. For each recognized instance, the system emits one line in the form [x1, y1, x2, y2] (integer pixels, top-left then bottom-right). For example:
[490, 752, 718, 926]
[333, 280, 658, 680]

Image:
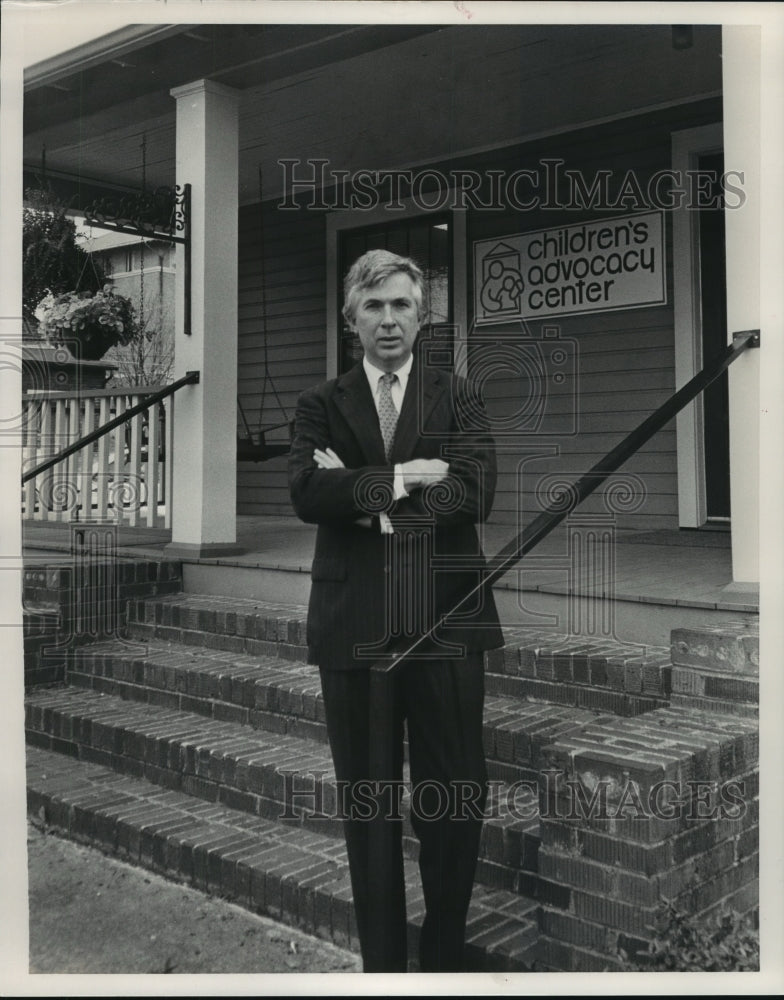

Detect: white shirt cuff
[378, 468, 408, 533]
[393, 464, 408, 500]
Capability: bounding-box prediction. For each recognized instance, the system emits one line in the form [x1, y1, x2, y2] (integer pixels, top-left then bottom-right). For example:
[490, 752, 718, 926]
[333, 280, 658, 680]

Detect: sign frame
[473, 211, 667, 325]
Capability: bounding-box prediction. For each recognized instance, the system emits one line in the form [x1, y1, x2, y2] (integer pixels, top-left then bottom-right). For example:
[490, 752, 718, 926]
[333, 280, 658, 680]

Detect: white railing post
[80, 397, 95, 521]
[127, 394, 142, 527]
[111, 396, 126, 522]
[146, 400, 160, 528]
[95, 395, 110, 521]
[51, 398, 67, 522]
[66, 398, 80, 521]
[37, 398, 52, 522]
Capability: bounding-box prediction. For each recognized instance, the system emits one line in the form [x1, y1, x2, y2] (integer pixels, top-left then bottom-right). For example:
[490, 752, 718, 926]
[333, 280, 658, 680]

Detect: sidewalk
[26, 819, 360, 976]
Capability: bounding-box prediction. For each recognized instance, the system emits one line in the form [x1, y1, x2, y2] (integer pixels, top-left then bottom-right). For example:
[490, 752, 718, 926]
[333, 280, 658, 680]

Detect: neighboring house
[76, 227, 175, 385]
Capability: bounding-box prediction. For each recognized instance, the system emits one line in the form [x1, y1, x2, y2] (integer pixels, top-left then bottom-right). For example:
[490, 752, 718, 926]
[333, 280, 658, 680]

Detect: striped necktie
[377, 372, 399, 462]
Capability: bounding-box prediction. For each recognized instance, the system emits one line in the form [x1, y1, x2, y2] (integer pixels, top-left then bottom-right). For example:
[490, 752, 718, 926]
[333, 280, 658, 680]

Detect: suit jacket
[288, 356, 503, 669]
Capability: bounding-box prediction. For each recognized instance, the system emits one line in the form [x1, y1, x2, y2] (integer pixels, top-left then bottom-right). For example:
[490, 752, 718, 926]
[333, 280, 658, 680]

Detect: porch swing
[236, 386, 293, 461]
[236, 167, 294, 462]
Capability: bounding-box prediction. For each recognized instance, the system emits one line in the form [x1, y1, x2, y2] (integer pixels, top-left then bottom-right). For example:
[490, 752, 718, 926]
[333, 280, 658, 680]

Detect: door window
[337, 216, 451, 375]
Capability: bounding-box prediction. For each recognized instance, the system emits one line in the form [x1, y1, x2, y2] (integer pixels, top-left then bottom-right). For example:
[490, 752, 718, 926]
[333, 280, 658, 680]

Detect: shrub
[618, 898, 759, 972]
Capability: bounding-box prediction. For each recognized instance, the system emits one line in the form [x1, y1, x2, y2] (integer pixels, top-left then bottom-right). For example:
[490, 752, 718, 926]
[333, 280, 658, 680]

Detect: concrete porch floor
[22, 514, 757, 615]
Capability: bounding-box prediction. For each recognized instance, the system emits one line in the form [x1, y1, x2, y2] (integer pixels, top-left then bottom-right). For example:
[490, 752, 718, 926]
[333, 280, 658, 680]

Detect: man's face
[350, 272, 421, 372]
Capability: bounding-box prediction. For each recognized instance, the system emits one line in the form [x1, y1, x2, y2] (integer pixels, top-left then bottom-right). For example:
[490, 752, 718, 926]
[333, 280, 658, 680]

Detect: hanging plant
[34, 285, 138, 361]
[23, 186, 107, 329]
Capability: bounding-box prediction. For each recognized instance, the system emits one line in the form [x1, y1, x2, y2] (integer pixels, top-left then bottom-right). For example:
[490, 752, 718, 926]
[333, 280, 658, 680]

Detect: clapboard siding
[477, 325, 679, 530]
[462, 103, 710, 532]
[238, 298, 325, 320]
[238, 372, 328, 394]
[236, 201, 327, 515]
[493, 447, 677, 476]
[236, 342, 327, 365]
[237, 462, 295, 515]
[239, 315, 328, 336]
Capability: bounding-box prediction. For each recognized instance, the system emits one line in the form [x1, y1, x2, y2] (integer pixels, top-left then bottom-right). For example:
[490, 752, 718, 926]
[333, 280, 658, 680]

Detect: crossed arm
[311, 447, 449, 531]
[313, 446, 449, 490]
[288, 380, 497, 528]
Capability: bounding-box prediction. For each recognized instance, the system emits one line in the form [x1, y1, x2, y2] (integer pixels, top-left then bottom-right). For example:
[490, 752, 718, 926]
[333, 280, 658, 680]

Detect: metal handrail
[21, 369, 200, 485]
[364, 328, 760, 969]
[376, 328, 760, 673]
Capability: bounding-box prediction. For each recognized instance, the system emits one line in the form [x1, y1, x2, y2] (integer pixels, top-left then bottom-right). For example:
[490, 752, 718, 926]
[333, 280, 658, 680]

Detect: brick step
[65, 637, 608, 789]
[126, 593, 309, 662]
[23, 560, 183, 608]
[68, 638, 330, 746]
[24, 604, 65, 687]
[486, 627, 671, 716]
[671, 620, 759, 674]
[128, 594, 674, 717]
[24, 603, 61, 635]
[23, 606, 61, 654]
[670, 621, 759, 717]
[24, 685, 542, 894]
[25, 744, 538, 971]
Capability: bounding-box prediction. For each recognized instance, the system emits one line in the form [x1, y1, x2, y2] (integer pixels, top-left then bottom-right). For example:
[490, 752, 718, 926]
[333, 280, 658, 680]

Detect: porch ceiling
[24, 23, 722, 205]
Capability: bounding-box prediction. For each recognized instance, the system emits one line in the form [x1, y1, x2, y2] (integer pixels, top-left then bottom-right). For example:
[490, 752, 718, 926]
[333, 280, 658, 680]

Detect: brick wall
[536, 706, 759, 970]
[670, 621, 759, 718]
[23, 560, 183, 687]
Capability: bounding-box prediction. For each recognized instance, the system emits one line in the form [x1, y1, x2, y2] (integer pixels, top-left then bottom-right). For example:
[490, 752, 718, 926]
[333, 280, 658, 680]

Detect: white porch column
[722, 27, 761, 585]
[166, 80, 242, 557]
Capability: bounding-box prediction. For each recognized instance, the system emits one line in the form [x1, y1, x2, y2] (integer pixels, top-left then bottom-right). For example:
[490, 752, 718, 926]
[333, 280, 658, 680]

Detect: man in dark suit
[289, 249, 502, 972]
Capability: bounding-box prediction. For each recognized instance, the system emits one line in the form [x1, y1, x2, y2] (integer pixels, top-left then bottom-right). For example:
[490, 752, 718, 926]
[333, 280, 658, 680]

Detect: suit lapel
[333, 363, 387, 464]
[334, 358, 449, 466]
[391, 359, 447, 464]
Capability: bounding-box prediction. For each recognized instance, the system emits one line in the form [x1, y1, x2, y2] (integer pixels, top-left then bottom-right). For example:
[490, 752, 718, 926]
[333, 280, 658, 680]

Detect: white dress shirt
[362, 355, 412, 532]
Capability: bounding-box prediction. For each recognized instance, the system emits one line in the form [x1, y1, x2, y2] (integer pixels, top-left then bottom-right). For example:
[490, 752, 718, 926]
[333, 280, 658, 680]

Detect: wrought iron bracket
[83, 183, 192, 336]
[732, 329, 760, 349]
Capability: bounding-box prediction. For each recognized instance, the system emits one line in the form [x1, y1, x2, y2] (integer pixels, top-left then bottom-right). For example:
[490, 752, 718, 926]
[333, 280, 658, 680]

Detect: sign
[474, 211, 666, 323]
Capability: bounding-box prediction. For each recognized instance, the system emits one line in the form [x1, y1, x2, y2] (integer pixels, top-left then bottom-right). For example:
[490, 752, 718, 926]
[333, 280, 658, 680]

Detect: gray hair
[342, 249, 427, 325]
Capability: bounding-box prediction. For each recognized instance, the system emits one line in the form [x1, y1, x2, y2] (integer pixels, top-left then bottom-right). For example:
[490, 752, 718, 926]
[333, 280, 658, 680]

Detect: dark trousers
[319, 654, 487, 972]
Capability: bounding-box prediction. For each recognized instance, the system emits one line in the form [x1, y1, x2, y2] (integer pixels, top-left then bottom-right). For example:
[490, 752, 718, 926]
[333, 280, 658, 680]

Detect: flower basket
[34, 286, 137, 361]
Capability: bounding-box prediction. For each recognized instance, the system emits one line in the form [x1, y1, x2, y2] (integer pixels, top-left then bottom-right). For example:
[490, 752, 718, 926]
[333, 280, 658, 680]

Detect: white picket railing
[21, 387, 173, 528]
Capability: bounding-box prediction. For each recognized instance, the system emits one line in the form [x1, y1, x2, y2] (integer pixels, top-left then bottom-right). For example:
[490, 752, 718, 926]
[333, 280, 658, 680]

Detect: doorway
[672, 123, 730, 529]
[697, 151, 731, 522]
